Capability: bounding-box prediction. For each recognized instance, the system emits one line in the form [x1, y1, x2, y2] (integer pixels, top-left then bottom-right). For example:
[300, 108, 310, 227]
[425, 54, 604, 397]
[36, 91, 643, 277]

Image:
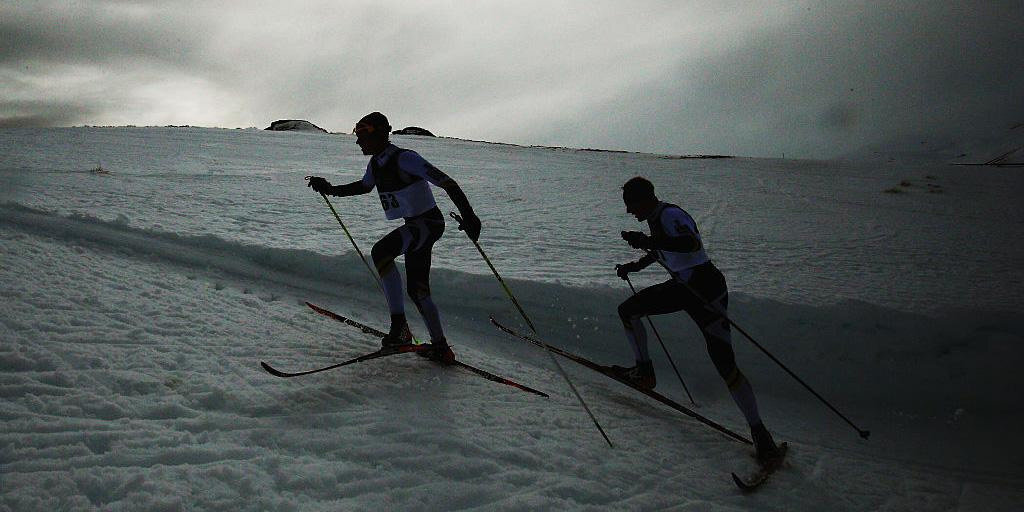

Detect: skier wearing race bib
[307, 112, 481, 364]
[614, 176, 781, 464]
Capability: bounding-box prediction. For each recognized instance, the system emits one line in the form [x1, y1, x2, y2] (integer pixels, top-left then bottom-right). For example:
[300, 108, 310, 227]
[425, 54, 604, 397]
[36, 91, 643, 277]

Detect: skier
[613, 176, 781, 464]
[306, 112, 481, 364]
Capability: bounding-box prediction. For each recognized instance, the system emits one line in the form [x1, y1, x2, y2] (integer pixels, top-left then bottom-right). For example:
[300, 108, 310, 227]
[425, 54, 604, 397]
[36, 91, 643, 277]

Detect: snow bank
[4, 180, 1023, 509]
[4, 202, 1019, 418]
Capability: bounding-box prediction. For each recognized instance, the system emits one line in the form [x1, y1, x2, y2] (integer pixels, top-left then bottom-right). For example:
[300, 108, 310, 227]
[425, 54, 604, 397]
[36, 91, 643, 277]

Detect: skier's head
[622, 176, 659, 221]
[354, 111, 391, 155]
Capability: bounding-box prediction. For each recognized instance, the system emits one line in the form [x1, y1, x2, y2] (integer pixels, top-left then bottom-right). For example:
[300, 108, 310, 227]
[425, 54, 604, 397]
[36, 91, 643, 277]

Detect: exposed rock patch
[265, 120, 327, 133]
[393, 126, 435, 136]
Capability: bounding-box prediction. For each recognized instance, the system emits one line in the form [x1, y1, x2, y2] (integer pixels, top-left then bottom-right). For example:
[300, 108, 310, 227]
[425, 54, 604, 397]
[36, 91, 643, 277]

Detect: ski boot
[609, 360, 656, 390]
[418, 337, 456, 365]
[381, 317, 413, 348]
[751, 422, 783, 468]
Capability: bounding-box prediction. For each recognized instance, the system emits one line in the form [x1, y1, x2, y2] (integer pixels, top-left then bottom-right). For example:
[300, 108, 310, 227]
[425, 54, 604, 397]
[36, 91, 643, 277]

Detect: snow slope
[2, 128, 1023, 510]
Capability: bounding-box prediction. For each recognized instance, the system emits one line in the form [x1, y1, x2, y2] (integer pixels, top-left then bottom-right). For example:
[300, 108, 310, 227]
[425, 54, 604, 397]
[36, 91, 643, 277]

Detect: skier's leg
[371, 225, 416, 342]
[682, 266, 765, 428]
[371, 226, 411, 314]
[406, 217, 445, 342]
[701, 301, 764, 429]
[683, 264, 778, 460]
[617, 280, 687, 363]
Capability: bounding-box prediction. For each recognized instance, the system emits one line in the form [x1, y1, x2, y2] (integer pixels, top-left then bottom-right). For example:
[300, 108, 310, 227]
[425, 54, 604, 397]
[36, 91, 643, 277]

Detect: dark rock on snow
[265, 120, 328, 133]
[393, 126, 435, 137]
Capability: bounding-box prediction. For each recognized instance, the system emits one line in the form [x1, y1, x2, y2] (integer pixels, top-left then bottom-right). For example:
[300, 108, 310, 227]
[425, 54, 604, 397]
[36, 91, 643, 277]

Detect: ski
[298, 302, 548, 397]
[731, 442, 789, 492]
[261, 343, 429, 378]
[489, 316, 752, 445]
[305, 301, 419, 341]
[446, 360, 549, 397]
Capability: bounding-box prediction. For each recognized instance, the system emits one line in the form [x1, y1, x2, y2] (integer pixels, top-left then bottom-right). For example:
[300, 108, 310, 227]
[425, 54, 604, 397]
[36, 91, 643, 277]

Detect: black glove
[307, 176, 332, 195]
[621, 230, 653, 250]
[458, 212, 482, 242]
[615, 261, 643, 280]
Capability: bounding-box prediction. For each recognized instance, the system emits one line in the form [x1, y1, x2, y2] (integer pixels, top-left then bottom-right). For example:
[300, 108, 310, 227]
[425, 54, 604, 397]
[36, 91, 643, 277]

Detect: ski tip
[730, 472, 745, 487]
[732, 442, 788, 492]
[733, 471, 765, 491]
[731, 471, 767, 492]
[260, 361, 290, 378]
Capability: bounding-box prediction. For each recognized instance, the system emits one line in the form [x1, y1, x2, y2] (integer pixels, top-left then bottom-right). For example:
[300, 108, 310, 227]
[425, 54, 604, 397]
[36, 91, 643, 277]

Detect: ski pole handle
[450, 210, 465, 227]
[449, 211, 472, 235]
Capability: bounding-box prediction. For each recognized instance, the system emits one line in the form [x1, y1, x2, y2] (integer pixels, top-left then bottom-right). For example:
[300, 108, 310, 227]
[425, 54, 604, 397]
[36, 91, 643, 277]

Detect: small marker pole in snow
[623, 275, 697, 406]
[646, 252, 871, 439]
[451, 211, 614, 448]
[306, 178, 383, 294]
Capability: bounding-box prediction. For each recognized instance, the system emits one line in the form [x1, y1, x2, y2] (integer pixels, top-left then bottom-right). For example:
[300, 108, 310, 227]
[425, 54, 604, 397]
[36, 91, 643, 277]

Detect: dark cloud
[1, 1, 1021, 158]
[0, 3, 217, 69]
[538, 2, 1024, 158]
[0, 99, 97, 128]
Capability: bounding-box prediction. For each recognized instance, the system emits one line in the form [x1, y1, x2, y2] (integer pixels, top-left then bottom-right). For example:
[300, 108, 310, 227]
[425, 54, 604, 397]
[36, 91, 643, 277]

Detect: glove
[307, 176, 332, 195]
[458, 212, 482, 242]
[621, 230, 652, 250]
[615, 261, 643, 280]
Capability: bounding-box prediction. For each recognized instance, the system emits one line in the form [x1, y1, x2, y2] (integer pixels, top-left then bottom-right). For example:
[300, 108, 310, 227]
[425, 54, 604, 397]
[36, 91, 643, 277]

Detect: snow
[1, 127, 1022, 510]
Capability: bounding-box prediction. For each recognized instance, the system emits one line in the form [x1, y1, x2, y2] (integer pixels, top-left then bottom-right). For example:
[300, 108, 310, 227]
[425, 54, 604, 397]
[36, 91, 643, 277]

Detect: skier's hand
[621, 230, 652, 250]
[307, 176, 332, 195]
[616, 261, 642, 280]
[458, 212, 482, 242]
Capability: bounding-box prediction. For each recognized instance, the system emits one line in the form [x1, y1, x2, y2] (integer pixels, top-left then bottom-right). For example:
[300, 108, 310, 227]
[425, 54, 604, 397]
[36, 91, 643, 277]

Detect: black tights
[617, 263, 740, 385]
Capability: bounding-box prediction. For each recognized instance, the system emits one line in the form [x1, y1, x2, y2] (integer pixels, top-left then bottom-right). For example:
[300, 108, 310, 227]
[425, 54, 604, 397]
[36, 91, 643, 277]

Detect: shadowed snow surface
[1, 128, 1022, 510]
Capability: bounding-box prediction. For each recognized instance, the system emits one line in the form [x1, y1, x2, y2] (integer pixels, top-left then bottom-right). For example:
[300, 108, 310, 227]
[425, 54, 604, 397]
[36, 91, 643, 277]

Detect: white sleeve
[398, 151, 452, 186]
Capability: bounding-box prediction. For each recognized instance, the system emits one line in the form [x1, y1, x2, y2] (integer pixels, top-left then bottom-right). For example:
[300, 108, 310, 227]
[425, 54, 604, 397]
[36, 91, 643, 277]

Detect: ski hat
[622, 176, 656, 203]
[354, 112, 391, 136]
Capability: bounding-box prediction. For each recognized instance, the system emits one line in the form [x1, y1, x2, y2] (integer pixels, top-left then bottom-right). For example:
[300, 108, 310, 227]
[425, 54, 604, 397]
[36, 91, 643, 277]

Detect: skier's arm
[649, 228, 702, 252]
[637, 251, 658, 268]
[616, 252, 656, 279]
[622, 210, 702, 252]
[623, 229, 700, 252]
[327, 180, 373, 197]
[439, 179, 481, 241]
[307, 174, 374, 197]
[439, 179, 474, 220]
[400, 152, 481, 241]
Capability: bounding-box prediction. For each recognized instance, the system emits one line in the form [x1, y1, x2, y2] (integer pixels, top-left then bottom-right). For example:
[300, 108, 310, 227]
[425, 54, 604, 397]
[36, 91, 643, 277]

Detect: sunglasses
[353, 123, 377, 136]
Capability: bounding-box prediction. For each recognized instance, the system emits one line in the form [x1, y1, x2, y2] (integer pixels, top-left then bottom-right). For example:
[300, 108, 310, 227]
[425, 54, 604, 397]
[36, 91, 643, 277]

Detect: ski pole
[648, 254, 870, 439]
[452, 211, 614, 448]
[623, 275, 697, 405]
[306, 177, 382, 294]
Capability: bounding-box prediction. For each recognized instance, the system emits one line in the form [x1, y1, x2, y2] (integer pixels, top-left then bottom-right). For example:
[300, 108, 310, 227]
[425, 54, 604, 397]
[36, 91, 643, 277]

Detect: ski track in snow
[2, 128, 1023, 510]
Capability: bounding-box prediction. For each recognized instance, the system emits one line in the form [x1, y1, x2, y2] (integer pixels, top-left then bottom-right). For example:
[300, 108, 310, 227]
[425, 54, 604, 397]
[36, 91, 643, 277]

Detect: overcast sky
[2, 1, 1021, 158]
